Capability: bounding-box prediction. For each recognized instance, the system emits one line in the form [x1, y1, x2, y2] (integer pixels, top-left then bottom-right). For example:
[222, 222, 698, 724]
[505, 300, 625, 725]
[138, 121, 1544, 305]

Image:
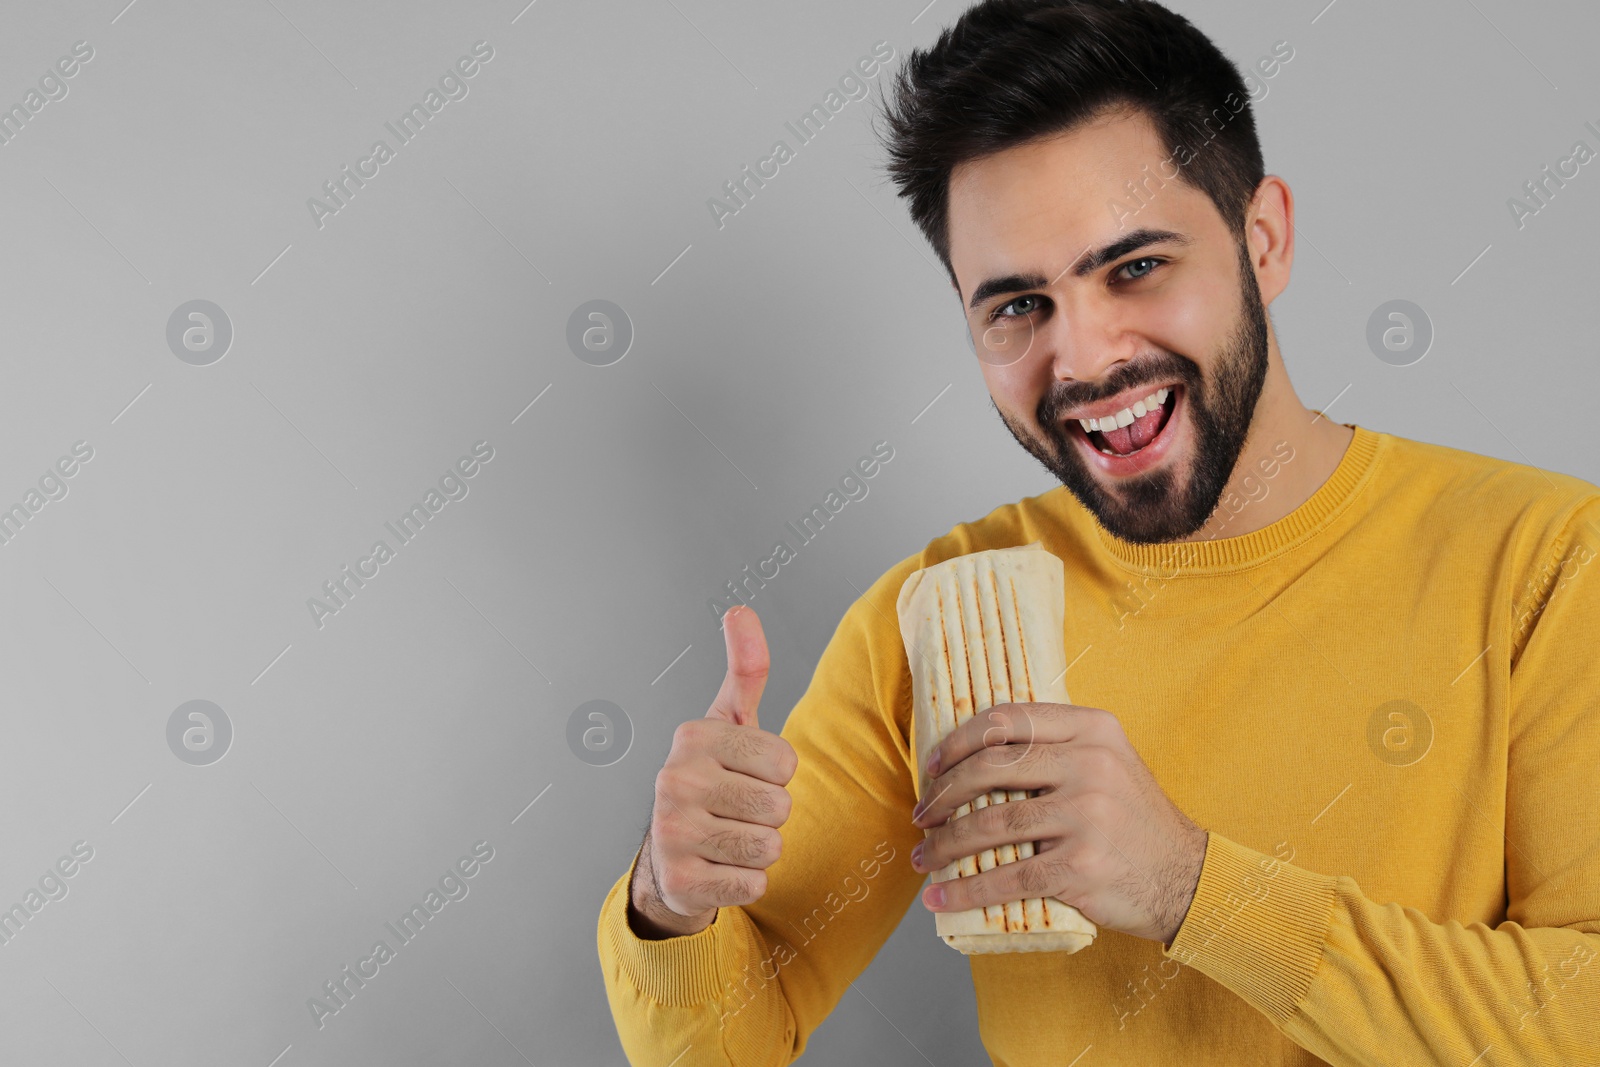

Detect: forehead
[946, 107, 1217, 293]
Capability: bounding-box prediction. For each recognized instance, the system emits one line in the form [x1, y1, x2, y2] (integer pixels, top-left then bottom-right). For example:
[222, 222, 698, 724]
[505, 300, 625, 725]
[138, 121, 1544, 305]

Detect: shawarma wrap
[896, 542, 1097, 955]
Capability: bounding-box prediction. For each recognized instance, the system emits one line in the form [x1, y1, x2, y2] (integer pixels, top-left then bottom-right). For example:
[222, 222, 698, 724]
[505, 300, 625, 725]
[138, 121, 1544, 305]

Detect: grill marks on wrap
[977, 563, 1025, 933]
[899, 545, 1099, 951]
[962, 560, 1009, 931]
[1004, 570, 1040, 934]
[948, 566, 987, 887]
[934, 556, 1060, 934]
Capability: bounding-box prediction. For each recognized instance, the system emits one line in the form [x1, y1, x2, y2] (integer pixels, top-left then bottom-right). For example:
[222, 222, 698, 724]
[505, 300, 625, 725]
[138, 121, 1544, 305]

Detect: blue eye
[992, 294, 1041, 320]
[1118, 256, 1163, 281]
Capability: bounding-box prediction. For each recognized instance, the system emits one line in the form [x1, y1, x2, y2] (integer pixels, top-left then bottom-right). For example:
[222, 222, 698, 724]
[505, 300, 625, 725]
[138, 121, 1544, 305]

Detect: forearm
[598, 848, 797, 1067]
[1163, 833, 1600, 1066]
[628, 832, 716, 941]
[1288, 881, 1600, 1065]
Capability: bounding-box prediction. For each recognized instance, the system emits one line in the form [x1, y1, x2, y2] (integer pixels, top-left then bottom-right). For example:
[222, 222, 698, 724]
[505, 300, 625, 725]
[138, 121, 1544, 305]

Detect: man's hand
[628, 605, 798, 940]
[907, 703, 1207, 945]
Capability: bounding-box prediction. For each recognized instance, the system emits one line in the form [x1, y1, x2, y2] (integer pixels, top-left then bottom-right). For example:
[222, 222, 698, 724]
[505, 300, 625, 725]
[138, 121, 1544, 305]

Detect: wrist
[1159, 826, 1209, 947]
[627, 838, 715, 940]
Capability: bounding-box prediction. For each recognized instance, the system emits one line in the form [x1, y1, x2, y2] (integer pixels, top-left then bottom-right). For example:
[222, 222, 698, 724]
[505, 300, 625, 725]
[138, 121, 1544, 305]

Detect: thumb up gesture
[629, 606, 799, 938]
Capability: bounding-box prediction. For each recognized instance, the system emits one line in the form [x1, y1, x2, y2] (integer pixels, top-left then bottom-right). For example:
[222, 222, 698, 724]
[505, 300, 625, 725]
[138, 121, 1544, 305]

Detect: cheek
[981, 359, 1052, 426]
[1140, 273, 1237, 363]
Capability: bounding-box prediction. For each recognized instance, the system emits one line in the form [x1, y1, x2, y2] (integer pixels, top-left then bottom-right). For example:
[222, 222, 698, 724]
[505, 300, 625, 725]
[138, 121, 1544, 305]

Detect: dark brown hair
[877, 0, 1266, 286]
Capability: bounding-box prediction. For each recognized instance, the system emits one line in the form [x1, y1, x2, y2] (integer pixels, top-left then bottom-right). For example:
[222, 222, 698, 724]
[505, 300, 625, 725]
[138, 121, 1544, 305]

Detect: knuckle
[1074, 789, 1116, 826]
[766, 828, 784, 865]
[651, 804, 674, 836]
[689, 874, 728, 907]
[773, 787, 794, 826]
[657, 864, 690, 900]
[1090, 707, 1123, 738]
[705, 867, 764, 907]
[738, 869, 768, 905]
[1075, 845, 1113, 882]
[1060, 842, 1093, 875]
[747, 827, 782, 867]
[707, 827, 768, 867]
[981, 709, 1013, 741]
[654, 808, 689, 846]
[948, 810, 976, 845]
[654, 765, 683, 799]
[674, 718, 706, 747]
[769, 737, 799, 784]
[1013, 862, 1050, 896]
[1080, 746, 1119, 785]
[1015, 855, 1063, 896]
[707, 777, 768, 820]
[1000, 797, 1046, 836]
[723, 727, 768, 763]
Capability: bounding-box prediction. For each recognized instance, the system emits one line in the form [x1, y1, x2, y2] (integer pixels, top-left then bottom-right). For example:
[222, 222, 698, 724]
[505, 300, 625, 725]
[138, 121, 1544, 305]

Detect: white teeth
[1079, 387, 1171, 439]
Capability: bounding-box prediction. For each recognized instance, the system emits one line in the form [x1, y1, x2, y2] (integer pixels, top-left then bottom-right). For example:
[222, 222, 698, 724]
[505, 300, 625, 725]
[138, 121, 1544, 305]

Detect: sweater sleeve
[1160, 496, 1600, 1065]
[596, 565, 930, 1066]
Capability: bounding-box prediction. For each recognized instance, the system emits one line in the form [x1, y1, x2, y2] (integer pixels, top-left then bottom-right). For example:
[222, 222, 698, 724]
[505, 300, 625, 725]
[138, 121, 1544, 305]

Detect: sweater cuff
[1161, 831, 1336, 1025]
[599, 848, 738, 1006]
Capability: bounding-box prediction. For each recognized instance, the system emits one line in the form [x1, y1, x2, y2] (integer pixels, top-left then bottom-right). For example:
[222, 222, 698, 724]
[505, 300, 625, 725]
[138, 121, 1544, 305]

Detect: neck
[1176, 354, 1354, 544]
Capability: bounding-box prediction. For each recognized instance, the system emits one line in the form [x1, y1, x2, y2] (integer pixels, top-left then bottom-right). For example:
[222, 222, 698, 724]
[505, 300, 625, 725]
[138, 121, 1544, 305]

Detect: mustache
[1036, 353, 1201, 427]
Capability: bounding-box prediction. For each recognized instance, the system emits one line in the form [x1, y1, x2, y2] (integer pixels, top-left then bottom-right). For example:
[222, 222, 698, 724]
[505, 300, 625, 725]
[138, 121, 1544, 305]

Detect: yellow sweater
[597, 424, 1600, 1065]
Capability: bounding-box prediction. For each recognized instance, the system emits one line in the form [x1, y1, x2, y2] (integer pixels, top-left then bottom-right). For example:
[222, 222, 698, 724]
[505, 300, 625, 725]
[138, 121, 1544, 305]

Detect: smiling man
[597, 1, 1600, 1064]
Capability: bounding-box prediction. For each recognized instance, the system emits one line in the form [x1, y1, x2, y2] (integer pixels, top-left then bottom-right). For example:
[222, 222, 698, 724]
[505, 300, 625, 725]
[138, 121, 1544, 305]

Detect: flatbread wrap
[895, 542, 1098, 955]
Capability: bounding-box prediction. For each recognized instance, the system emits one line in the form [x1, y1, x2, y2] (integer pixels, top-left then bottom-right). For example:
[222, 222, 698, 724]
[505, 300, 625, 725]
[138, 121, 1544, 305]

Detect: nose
[1042, 291, 1141, 385]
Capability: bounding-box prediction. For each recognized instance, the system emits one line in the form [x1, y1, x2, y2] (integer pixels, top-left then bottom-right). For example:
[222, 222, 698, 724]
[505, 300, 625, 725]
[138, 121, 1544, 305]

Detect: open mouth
[1072, 385, 1179, 457]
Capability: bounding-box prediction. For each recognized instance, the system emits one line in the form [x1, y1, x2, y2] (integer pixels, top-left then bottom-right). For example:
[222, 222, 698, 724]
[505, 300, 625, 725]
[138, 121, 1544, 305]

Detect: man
[597, 0, 1600, 1063]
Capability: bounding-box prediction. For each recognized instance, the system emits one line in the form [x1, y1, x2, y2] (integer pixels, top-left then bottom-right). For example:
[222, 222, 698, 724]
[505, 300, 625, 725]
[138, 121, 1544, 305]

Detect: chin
[1000, 394, 1248, 545]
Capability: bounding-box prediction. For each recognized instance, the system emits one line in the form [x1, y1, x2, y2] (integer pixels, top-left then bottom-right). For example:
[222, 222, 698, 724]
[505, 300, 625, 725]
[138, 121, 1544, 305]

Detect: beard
[994, 239, 1270, 544]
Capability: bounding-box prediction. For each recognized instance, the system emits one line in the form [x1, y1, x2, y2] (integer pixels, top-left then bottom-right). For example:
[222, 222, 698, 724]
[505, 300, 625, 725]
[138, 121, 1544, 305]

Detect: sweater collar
[1086, 423, 1383, 574]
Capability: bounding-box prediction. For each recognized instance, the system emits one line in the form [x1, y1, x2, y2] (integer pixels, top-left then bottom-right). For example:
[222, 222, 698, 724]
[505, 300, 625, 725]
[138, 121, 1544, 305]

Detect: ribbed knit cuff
[1161, 831, 1336, 1025]
[600, 849, 734, 1006]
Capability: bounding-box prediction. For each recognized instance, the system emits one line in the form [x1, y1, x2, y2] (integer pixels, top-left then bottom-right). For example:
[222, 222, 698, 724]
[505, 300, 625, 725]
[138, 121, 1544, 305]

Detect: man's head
[878, 0, 1290, 543]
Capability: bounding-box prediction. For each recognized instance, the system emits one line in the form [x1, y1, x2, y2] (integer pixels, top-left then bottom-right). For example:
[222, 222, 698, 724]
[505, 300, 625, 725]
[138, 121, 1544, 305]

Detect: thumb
[706, 605, 770, 728]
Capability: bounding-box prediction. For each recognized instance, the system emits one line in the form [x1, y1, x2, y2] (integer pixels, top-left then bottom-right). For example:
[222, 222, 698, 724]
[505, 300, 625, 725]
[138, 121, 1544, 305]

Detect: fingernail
[924, 884, 945, 909]
[910, 842, 924, 869]
[925, 751, 940, 776]
[910, 799, 925, 824]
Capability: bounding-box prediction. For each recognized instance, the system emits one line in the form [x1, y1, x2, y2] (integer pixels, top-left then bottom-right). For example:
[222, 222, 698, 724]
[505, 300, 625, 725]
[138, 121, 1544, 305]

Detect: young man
[597, 1, 1600, 1063]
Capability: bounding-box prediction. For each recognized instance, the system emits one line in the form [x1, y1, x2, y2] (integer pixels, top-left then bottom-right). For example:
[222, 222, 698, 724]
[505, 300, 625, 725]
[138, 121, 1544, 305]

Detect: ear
[1245, 176, 1294, 306]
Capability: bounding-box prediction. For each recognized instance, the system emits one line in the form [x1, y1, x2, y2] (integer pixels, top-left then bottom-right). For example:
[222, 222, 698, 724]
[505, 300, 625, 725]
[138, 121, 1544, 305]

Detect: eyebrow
[965, 227, 1194, 310]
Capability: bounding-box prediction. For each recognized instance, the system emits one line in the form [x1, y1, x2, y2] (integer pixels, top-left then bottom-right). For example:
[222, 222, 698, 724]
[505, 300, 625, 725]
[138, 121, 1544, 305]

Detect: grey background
[1, 0, 1595, 1064]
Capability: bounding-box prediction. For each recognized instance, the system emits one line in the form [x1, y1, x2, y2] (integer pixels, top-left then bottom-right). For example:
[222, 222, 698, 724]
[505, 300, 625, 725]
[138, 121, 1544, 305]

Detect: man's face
[947, 107, 1271, 544]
